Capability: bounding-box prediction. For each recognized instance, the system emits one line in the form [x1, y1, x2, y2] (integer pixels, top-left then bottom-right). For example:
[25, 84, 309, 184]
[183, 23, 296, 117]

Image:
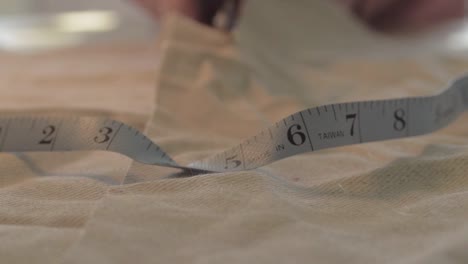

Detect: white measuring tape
[1, 76, 468, 172]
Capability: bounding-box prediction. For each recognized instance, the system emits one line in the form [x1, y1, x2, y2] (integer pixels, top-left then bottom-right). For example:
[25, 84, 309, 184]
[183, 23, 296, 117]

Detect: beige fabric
[66, 14, 468, 264]
[0, 44, 159, 263]
[2, 1, 468, 263]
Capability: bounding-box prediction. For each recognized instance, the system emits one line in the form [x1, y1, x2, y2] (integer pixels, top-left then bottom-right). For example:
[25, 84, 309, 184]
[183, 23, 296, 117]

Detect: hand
[342, 0, 465, 32]
[131, 0, 227, 25]
[133, 0, 464, 32]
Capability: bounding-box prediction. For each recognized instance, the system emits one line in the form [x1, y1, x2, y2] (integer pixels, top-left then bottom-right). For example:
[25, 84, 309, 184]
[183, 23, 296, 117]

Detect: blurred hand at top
[132, 0, 465, 33]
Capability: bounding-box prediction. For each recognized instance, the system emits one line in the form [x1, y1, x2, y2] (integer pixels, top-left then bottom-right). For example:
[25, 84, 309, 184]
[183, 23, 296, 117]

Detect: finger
[370, 0, 464, 32]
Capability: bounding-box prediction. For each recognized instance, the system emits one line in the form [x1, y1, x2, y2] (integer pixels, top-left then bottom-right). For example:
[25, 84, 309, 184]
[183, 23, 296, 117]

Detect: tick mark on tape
[332, 105, 337, 120]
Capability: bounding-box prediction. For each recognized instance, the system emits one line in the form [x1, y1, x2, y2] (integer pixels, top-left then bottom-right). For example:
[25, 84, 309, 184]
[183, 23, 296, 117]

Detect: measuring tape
[1, 76, 467, 173]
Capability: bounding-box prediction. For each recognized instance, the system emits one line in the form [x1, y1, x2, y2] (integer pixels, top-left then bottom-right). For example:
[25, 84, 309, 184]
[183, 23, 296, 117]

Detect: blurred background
[0, 0, 468, 54]
[0, 0, 156, 52]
